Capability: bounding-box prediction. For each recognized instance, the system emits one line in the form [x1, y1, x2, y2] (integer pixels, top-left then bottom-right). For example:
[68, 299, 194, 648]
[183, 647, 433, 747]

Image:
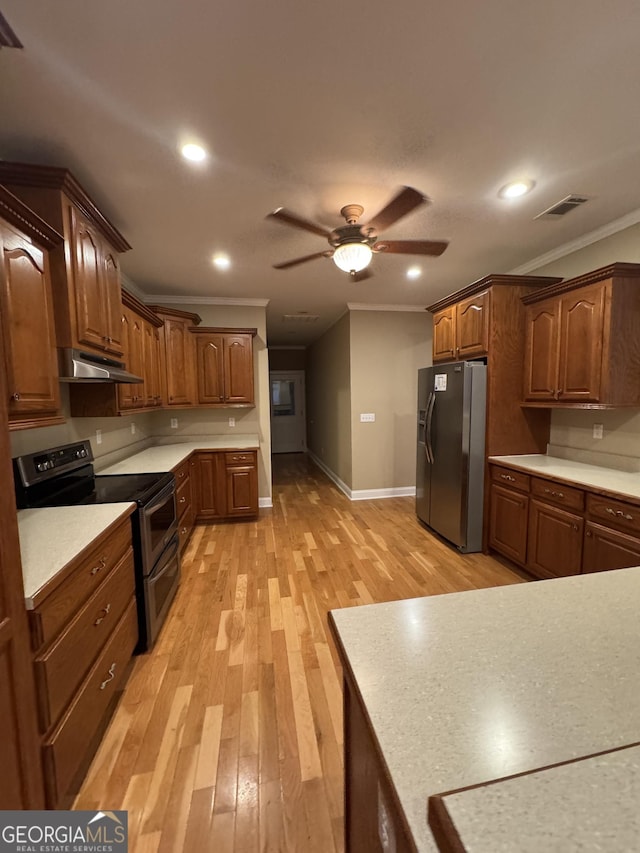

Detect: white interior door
[270, 371, 306, 453]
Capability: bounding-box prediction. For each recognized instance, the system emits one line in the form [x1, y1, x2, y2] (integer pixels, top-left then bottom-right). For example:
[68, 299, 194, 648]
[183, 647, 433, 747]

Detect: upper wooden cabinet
[191, 328, 256, 407]
[522, 263, 640, 407]
[68, 291, 164, 417]
[0, 162, 131, 358]
[432, 290, 490, 362]
[0, 187, 65, 431]
[150, 306, 201, 408]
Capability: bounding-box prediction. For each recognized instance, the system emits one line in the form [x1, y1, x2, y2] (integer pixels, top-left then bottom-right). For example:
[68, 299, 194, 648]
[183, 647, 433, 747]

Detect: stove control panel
[13, 440, 95, 490]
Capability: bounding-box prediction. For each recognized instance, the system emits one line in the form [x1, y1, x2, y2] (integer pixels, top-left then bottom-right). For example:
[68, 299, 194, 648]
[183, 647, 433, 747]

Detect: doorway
[269, 371, 306, 453]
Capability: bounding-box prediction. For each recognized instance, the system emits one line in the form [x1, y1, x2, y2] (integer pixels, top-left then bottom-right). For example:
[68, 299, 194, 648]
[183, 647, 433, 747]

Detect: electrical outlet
[593, 423, 604, 439]
[96, 429, 102, 446]
[360, 413, 376, 423]
[131, 423, 136, 435]
[228, 417, 236, 427]
[171, 418, 178, 429]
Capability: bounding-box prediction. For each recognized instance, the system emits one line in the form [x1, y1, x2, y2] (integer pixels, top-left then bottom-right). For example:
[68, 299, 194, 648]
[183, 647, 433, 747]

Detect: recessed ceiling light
[499, 180, 535, 199]
[212, 254, 231, 271]
[406, 266, 422, 280]
[181, 143, 207, 162]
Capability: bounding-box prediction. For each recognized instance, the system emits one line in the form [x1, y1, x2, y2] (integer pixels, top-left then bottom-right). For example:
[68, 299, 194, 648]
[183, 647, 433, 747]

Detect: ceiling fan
[266, 186, 449, 281]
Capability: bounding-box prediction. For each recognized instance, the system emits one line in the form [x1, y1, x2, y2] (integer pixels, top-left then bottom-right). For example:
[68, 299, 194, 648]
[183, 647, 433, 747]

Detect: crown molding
[510, 206, 640, 275]
[142, 294, 270, 307]
[347, 303, 426, 312]
[120, 273, 147, 301]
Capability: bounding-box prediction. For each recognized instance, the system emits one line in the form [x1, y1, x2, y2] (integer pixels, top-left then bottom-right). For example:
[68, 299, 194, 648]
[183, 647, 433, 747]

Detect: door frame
[269, 370, 307, 454]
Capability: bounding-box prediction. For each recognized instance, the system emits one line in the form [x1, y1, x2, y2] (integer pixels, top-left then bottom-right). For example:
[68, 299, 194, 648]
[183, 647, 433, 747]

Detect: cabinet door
[583, 522, 640, 573]
[118, 306, 144, 410]
[144, 322, 162, 407]
[194, 453, 225, 520]
[489, 485, 528, 565]
[195, 334, 224, 404]
[224, 334, 254, 403]
[165, 319, 194, 407]
[69, 207, 108, 352]
[0, 224, 60, 418]
[557, 284, 605, 402]
[432, 308, 455, 362]
[117, 309, 135, 411]
[527, 499, 583, 579]
[456, 291, 490, 359]
[523, 299, 560, 401]
[101, 249, 124, 356]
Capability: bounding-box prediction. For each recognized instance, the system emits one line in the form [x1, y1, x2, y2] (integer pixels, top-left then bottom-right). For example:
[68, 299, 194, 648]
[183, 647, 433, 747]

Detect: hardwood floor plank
[74, 452, 524, 850]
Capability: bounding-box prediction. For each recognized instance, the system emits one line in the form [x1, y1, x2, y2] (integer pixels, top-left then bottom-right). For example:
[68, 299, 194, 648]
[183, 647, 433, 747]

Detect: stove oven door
[141, 533, 180, 650]
[139, 478, 178, 573]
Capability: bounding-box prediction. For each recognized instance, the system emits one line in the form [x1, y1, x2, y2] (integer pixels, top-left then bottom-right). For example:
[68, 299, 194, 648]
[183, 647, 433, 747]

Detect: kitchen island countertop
[329, 567, 640, 851]
[99, 435, 260, 475]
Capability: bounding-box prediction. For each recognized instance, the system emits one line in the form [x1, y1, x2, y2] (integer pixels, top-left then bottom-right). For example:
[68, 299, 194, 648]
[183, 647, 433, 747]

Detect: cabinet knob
[11, 392, 20, 401]
[572, 523, 579, 531]
[179, 496, 186, 504]
[586, 529, 592, 537]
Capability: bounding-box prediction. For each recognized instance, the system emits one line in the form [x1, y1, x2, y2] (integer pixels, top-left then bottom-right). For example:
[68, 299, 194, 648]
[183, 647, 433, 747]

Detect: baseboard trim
[259, 497, 273, 508]
[307, 452, 416, 501]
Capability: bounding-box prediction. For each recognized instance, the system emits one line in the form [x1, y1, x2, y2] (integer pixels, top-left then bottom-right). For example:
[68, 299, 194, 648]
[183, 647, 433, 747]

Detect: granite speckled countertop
[329, 568, 640, 851]
[429, 742, 640, 852]
[99, 435, 260, 475]
[18, 503, 135, 607]
[489, 453, 640, 502]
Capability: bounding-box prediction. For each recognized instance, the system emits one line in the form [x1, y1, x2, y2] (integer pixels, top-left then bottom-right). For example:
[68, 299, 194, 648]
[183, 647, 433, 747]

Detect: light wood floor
[74, 453, 525, 851]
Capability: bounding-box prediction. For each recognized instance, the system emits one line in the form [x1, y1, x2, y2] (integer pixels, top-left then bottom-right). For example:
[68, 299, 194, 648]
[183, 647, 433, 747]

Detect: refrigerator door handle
[426, 391, 436, 463]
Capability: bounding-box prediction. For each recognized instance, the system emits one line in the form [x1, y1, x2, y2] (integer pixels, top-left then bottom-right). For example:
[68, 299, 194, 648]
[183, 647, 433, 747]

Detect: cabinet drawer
[179, 502, 196, 553]
[42, 597, 138, 807]
[29, 516, 132, 650]
[34, 547, 135, 731]
[490, 466, 530, 493]
[586, 493, 640, 536]
[176, 473, 192, 520]
[531, 477, 584, 511]
[583, 521, 640, 573]
[225, 450, 256, 465]
[173, 457, 191, 484]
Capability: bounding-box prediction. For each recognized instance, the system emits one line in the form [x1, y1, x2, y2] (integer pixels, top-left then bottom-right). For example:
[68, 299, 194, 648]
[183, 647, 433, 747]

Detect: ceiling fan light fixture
[332, 242, 372, 274]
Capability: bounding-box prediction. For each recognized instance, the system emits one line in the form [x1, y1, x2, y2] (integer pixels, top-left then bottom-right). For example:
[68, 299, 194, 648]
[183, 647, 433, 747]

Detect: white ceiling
[2, 0, 640, 345]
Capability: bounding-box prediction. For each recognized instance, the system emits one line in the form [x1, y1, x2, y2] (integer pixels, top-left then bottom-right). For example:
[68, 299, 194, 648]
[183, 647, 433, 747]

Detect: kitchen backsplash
[549, 408, 640, 472]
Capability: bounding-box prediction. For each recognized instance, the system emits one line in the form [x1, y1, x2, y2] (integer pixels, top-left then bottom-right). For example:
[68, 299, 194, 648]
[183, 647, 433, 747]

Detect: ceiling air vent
[282, 313, 320, 323]
[0, 11, 22, 48]
[534, 195, 590, 220]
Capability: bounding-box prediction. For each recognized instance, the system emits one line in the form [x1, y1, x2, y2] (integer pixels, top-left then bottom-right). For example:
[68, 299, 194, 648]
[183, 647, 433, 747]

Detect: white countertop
[329, 568, 640, 851]
[490, 453, 640, 501]
[100, 435, 259, 475]
[18, 503, 135, 607]
[432, 742, 640, 852]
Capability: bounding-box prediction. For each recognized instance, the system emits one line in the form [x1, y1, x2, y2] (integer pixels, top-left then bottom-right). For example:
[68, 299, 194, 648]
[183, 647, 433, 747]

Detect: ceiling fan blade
[350, 268, 374, 283]
[362, 187, 427, 235]
[373, 239, 449, 257]
[273, 250, 332, 270]
[267, 207, 333, 239]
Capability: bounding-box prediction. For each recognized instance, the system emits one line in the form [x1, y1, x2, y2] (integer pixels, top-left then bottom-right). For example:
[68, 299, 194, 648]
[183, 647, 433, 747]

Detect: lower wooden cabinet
[489, 463, 640, 579]
[527, 499, 583, 579]
[174, 458, 195, 551]
[193, 449, 259, 522]
[28, 514, 137, 807]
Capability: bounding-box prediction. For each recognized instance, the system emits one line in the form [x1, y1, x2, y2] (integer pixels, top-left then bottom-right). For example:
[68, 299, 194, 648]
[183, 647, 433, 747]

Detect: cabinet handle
[606, 507, 634, 521]
[94, 603, 112, 626]
[179, 496, 186, 504]
[11, 391, 20, 401]
[178, 471, 185, 478]
[181, 526, 187, 535]
[90, 557, 107, 576]
[572, 523, 579, 531]
[100, 662, 117, 690]
[500, 473, 516, 482]
[586, 529, 592, 537]
[543, 488, 565, 499]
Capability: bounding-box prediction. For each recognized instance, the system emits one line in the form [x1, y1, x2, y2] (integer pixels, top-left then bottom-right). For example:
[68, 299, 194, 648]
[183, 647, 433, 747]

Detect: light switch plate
[96, 429, 102, 445]
[170, 418, 178, 429]
[131, 423, 136, 435]
[360, 413, 376, 422]
[229, 417, 236, 427]
[593, 423, 604, 439]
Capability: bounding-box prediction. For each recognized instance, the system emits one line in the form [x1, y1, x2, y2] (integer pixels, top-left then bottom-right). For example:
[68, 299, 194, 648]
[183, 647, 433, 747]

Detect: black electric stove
[13, 440, 180, 651]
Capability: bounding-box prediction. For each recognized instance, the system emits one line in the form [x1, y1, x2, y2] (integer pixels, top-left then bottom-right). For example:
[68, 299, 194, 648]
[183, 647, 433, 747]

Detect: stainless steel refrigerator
[416, 361, 487, 553]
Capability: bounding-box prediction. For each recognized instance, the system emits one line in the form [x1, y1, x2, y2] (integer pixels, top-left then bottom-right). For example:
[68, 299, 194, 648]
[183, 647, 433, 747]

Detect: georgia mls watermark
[0, 811, 128, 853]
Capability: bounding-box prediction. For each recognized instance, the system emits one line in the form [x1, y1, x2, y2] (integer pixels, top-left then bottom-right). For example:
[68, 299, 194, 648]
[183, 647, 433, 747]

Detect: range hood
[58, 349, 143, 384]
